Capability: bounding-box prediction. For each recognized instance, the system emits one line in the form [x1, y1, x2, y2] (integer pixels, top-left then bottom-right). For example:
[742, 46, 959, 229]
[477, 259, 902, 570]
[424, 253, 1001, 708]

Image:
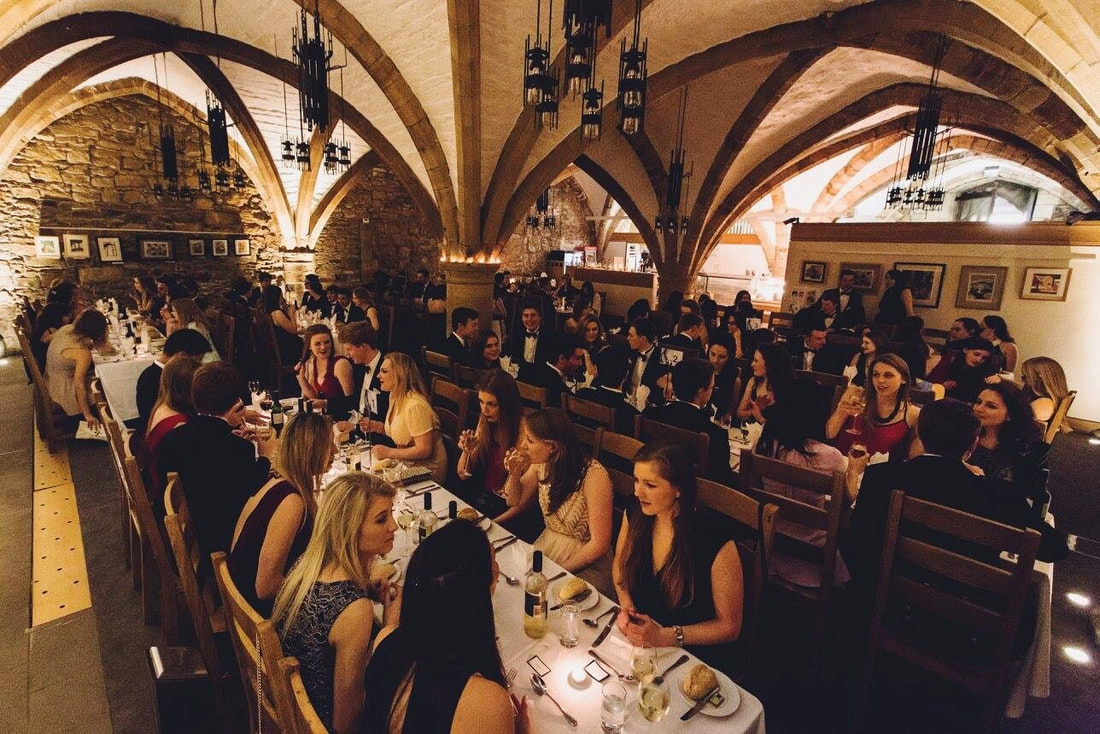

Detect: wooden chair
[515, 380, 548, 415]
[855, 491, 1041, 733]
[13, 321, 69, 452]
[695, 477, 777, 683]
[211, 552, 282, 733]
[1042, 390, 1076, 444]
[125, 455, 184, 641]
[921, 328, 950, 352]
[97, 396, 137, 583]
[562, 394, 616, 455]
[453, 364, 487, 390]
[163, 473, 228, 678]
[793, 369, 849, 412]
[378, 304, 396, 353]
[634, 416, 709, 478]
[594, 428, 641, 504]
[768, 311, 796, 330]
[277, 657, 327, 733]
[251, 309, 297, 394]
[738, 452, 846, 669]
[213, 313, 236, 365]
[825, 332, 861, 349]
[420, 347, 453, 391]
[430, 378, 473, 440]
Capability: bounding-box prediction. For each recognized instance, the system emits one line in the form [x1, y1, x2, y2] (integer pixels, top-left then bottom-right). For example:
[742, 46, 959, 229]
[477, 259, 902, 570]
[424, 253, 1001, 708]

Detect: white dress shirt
[523, 330, 539, 363]
[359, 350, 383, 416]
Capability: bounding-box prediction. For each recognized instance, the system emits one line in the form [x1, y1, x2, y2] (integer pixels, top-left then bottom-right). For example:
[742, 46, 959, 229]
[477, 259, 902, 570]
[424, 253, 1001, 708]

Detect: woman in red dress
[296, 324, 354, 410]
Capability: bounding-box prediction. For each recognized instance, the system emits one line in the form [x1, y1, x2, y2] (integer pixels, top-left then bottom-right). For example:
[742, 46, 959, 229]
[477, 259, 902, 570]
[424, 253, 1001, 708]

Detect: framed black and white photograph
[35, 235, 61, 259]
[894, 262, 946, 308]
[233, 238, 250, 256]
[956, 265, 1008, 310]
[97, 237, 122, 263]
[212, 239, 229, 257]
[800, 261, 826, 283]
[839, 262, 882, 294]
[63, 234, 90, 259]
[1020, 266, 1072, 302]
[188, 239, 205, 257]
[140, 239, 172, 260]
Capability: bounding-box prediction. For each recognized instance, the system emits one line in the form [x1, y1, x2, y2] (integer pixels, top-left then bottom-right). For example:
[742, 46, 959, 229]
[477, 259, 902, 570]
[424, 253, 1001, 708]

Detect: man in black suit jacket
[505, 298, 553, 368]
[330, 322, 393, 445]
[661, 313, 707, 355]
[642, 357, 735, 485]
[134, 328, 212, 432]
[444, 306, 479, 366]
[155, 362, 275, 580]
[821, 270, 866, 325]
[575, 345, 637, 435]
[518, 335, 586, 411]
[624, 317, 669, 409]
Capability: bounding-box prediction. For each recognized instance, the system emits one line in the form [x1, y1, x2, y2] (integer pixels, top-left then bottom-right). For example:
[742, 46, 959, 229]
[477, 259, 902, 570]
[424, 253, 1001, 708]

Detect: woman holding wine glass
[296, 324, 354, 410]
[826, 353, 919, 462]
[456, 370, 522, 516]
[735, 343, 793, 426]
[370, 353, 448, 483]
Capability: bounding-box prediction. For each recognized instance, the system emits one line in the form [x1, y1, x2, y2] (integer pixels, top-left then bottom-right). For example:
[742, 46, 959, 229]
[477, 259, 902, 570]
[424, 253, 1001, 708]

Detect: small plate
[674, 665, 740, 717]
[552, 580, 600, 612]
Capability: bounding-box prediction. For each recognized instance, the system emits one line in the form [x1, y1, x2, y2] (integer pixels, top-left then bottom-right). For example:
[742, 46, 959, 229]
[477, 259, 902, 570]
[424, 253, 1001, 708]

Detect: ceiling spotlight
[1067, 592, 1091, 608]
[783, 217, 800, 225]
[1063, 646, 1092, 665]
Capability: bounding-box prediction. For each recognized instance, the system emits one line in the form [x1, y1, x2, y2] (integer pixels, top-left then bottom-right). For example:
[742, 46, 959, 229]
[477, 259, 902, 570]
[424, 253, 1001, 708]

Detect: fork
[506, 667, 517, 689]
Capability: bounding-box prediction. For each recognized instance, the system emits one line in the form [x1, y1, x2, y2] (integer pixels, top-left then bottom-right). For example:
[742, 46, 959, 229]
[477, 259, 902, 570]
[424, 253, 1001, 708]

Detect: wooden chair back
[97, 395, 137, 582]
[453, 364, 487, 390]
[515, 380, 548, 415]
[251, 310, 295, 394]
[1043, 390, 1076, 444]
[768, 312, 796, 329]
[163, 473, 226, 677]
[921, 328, 950, 351]
[14, 320, 67, 452]
[563, 394, 616, 455]
[695, 478, 776, 682]
[125, 454, 183, 641]
[216, 314, 236, 365]
[594, 428, 642, 503]
[277, 657, 328, 733]
[430, 378, 473, 440]
[212, 552, 282, 733]
[420, 347, 453, 391]
[825, 333, 862, 349]
[857, 490, 1041, 732]
[635, 416, 709, 478]
[378, 304, 396, 352]
[793, 369, 849, 412]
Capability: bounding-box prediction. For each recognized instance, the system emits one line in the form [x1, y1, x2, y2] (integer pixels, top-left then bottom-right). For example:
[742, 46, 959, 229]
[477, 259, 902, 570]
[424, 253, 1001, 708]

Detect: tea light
[568, 666, 588, 688]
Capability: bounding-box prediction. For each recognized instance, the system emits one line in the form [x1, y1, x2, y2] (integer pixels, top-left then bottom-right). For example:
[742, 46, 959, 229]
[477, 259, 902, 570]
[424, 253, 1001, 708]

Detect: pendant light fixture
[617, 0, 647, 136]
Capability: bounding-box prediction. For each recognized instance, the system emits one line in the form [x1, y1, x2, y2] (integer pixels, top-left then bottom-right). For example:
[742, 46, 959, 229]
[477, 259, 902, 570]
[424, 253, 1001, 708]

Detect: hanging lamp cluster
[192, 0, 248, 196]
[527, 188, 558, 230]
[654, 87, 692, 236]
[617, 0, 647, 136]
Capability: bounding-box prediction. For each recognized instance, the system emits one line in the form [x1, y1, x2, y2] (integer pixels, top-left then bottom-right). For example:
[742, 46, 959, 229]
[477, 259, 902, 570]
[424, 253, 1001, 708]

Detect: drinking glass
[600, 680, 628, 733]
[630, 646, 656, 682]
[844, 385, 866, 435]
[557, 604, 579, 648]
[638, 675, 670, 722]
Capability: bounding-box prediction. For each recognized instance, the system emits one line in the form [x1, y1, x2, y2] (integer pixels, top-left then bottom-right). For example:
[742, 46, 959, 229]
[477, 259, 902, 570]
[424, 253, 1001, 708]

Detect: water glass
[600, 680, 628, 733]
[557, 604, 579, 648]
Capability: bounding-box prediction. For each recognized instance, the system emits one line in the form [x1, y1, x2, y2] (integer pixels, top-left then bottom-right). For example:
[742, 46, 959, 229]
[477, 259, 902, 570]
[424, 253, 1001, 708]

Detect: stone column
[441, 261, 499, 330]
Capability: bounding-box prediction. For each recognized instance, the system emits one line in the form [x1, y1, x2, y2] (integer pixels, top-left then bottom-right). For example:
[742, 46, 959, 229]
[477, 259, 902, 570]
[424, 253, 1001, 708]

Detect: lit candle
[568, 666, 588, 688]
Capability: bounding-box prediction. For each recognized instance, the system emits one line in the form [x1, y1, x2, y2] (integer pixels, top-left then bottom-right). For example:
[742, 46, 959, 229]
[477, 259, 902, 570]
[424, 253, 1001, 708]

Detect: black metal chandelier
[617, 0, 647, 136]
[524, 0, 560, 130]
[562, 0, 610, 96]
[293, 0, 337, 134]
[527, 188, 558, 230]
[150, 55, 190, 201]
[654, 88, 692, 236]
[886, 36, 951, 212]
[325, 65, 352, 175]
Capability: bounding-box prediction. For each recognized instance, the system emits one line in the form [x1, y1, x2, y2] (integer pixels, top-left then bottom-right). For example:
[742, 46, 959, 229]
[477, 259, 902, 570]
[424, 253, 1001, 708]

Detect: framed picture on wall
[212, 239, 229, 256]
[97, 237, 122, 262]
[894, 262, 945, 308]
[1020, 266, 1072, 301]
[838, 262, 882, 293]
[188, 239, 205, 257]
[955, 265, 1008, 310]
[801, 261, 826, 283]
[234, 238, 250, 256]
[140, 239, 172, 260]
[62, 234, 90, 259]
[35, 235, 61, 259]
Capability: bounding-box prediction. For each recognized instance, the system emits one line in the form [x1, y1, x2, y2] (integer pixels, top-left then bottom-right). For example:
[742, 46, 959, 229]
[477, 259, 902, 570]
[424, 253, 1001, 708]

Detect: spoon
[530, 674, 577, 727]
[653, 653, 690, 684]
[501, 572, 521, 586]
[583, 606, 617, 628]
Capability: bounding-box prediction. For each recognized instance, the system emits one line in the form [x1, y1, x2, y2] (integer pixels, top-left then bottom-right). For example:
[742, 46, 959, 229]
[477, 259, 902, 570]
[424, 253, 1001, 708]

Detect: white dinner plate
[551, 579, 600, 612]
[674, 665, 740, 717]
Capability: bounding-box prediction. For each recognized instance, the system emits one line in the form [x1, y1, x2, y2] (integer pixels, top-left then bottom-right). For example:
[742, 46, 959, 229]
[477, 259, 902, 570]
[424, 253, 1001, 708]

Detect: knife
[494, 536, 519, 552]
[680, 684, 721, 721]
[591, 606, 619, 647]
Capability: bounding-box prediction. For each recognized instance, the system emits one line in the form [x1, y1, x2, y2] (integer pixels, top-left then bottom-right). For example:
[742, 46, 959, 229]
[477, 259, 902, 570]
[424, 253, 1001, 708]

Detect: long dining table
[350, 466, 767, 733]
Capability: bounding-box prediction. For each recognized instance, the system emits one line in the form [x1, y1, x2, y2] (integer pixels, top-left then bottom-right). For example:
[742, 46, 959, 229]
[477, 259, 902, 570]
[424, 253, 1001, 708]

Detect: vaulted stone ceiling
[1, 0, 1099, 291]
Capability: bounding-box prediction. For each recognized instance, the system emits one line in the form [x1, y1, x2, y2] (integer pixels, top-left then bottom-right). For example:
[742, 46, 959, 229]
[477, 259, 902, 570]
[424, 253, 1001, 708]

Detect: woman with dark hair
[361, 521, 526, 733]
[581, 279, 601, 315]
[699, 295, 719, 327]
[133, 275, 163, 322]
[458, 370, 523, 515]
[970, 381, 1048, 502]
[470, 329, 503, 370]
[627, 298, 651, 324]
[301, 274, 331, 317]
[735, 342, 794, 425]
[981, 314, 1018, 372]
[45, 309, 110, 430]
[500, 408, 613, 592]
[827, 353, 920, 462]
[30, 302, 72, 371]
[142, 355, 201, 508]
[874, 269, 914, 326]
[263, 284, 304, 367]
[296, 324, 354, 407]
[844, 330, 890, 387]
[1017, 356, 1070, 424]
[613, 442, 743, 667]
[893, 315, 931, 380]
[707, 339, 742, 423]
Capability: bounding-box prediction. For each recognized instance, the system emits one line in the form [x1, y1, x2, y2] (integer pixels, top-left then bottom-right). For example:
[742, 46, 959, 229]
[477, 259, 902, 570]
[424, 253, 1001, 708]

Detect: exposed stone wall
[499, 177, 598, 273]
[0, 94, 282, 345]
[313, 165, 442, 282]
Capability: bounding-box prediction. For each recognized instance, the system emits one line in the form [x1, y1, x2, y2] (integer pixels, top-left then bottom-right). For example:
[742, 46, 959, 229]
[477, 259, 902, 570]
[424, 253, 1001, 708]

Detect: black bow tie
[526, 331, 539, 338]
[637, 353, 647, 362]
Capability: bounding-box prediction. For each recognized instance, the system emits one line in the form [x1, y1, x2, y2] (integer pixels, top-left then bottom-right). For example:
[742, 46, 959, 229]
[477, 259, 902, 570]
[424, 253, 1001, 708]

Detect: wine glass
[630, 645, 656, 682]
[638, 674, 670, 722]
[259, 391, 274, 412]
[844, 385, 866, 436]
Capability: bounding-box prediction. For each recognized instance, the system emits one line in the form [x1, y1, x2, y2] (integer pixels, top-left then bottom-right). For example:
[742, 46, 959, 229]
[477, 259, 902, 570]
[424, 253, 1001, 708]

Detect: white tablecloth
[382, 478, 767, 733]
[1005, 514, 1055, 718]
[94, 355, 155, 422]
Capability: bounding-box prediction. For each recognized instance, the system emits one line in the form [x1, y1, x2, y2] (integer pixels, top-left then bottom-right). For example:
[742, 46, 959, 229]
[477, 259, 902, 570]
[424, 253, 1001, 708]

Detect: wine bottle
[271, 392, 285, 437]
[124, 320, 134, 339]
[417, 493, 437, 543]
[523, 550, 549, 639]
[448, 500, 458, 521]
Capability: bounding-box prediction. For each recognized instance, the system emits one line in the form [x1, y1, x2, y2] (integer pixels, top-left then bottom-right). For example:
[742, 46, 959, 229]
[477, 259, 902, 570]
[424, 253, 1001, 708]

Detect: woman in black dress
[874, 269, 914, 326]
[970, 381, 1048, 503]
[613, 442, 744, 670]
[361, 521, 526, 733]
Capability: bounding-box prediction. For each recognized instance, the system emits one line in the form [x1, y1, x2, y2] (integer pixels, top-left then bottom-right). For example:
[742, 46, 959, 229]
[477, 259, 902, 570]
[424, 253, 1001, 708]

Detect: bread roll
[557, 577, 588, 603]
[370, 562, 396, 582]
[371, 457, 396, 472]
[457, 507, 479, 522]
[682, 664, 718, 701]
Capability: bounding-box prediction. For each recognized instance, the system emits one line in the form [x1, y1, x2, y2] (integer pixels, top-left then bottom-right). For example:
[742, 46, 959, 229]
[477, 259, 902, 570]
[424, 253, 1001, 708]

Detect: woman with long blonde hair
[1019, 356, 1070, 425]
[274, 472, 399, 733]
[168, 298, 220, 361]
[372, 352, 448, 482]
[228, 412, 335, 616]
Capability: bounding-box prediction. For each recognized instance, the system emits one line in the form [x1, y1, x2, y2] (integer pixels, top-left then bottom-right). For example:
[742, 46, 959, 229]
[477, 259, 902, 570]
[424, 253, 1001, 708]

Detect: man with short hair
[576, 345, 637, 434]
[407, 268, 429, 300]
[334, 321, 392, 445]
[519, 335, 586, 410]
[327, 284, 344, 321]
[444, 306, 479, 366]
[247, 272, 272, 307]
[335, 287, 356, 323]
[155, 362, 275, 579]
[643, 357, 734, 484]
[785, 328, 827, 372]
[624, 317, 667, 408]
[134, 328, 212, 432]
[948, 317, 980, 343]
[506, 298, 551, 367]
[663, 313, 707, 353]
[821, 269, 866, 324]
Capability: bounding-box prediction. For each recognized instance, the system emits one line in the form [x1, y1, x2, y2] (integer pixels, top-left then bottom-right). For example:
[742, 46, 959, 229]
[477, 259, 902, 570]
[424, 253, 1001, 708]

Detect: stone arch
[308, 151, 380, 249]
[809, 135, 908, 217]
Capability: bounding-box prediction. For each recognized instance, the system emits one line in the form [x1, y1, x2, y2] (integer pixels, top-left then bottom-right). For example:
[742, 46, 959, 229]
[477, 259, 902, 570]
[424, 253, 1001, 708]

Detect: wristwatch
[674, 625, 685, 647]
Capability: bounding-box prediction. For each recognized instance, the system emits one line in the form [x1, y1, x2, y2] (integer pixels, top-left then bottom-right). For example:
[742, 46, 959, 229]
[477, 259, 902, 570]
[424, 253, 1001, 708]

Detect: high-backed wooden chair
[695, 478, 776, 683]
[420, 347, 453, 391]
[453, 364, 487, 390]
[1042, 390, 1076, 444]
[515, 381, 548, 415]
[212, 552, 282, 733]
[430, 378, 473, 440]
[125, 455, 183, 640]
[634, 416, 709, 478]
[277, 657, 327, 733]
[378, 304, 396, 353]
[855, 491, 1041, 733]
[562, 394, 616, 455]
[738, 452, 846, 668]
[793, 369, 849, 412]
[97, 396, 137, 582]
[163, 473, 227, 678]
[210, 313, 236, 365]
[922, 327, 950, 352]
[251, 310, 296, 394]
[594, 428, 641, 503]
[13, 320, 69, 452]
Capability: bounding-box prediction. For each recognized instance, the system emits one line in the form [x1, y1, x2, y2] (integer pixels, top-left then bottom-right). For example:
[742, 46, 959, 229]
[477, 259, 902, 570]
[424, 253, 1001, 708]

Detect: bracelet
[674, 625, 685, 647]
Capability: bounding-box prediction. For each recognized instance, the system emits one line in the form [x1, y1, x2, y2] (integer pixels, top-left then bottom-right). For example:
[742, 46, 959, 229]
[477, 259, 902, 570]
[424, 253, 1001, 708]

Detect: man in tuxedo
[643, 358, 735, 485]
[662, 313, 707, 354]
[506, 298, 552, 368]
[155, 362, 276, 580]
[821, 270, 866, 325]
[334, 287, 358, 323]
[784, 327, 827, 372]
[519, 335, 585, 410]
[332, 322, 392, 445]
[576, 345, 638, 435]
[134, 328, 212, 433]
[624, 317, 668, 409]
[444, 306, 479, 366]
